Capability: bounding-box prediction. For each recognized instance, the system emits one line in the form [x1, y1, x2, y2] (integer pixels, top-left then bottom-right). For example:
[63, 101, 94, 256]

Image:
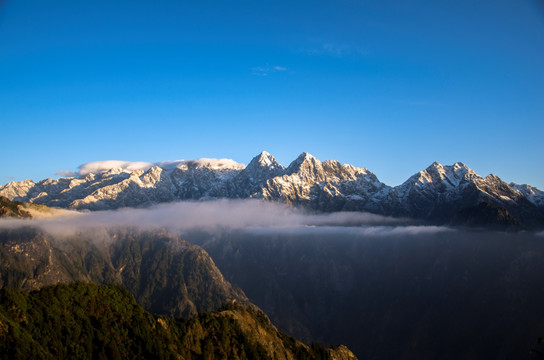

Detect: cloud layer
[57, 158, 245, 177]
[0, 199, 451, 237]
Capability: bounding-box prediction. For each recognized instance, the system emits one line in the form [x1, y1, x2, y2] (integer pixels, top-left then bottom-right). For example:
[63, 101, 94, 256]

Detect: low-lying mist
[0, 199, 451, 236]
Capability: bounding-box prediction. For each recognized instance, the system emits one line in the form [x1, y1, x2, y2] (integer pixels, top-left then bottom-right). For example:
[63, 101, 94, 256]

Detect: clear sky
[1, 0, 543, 188]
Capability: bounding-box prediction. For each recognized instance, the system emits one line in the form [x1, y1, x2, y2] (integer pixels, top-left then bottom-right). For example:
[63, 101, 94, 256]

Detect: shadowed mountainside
[0, 226, 249, 318]
[195, 229, 544, 360]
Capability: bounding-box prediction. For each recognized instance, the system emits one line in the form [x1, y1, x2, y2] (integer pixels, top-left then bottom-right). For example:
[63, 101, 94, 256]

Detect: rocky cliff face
[0, 227, 250, 318]
[0, 196, 31, 218]
[2, 152, 543, 229]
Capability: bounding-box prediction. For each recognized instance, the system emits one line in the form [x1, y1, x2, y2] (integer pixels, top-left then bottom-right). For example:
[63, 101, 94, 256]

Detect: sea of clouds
[0, 199, 453, 237]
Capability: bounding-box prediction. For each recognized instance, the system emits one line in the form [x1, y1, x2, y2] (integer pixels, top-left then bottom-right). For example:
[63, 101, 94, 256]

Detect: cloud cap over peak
[58, 158, 245, 177]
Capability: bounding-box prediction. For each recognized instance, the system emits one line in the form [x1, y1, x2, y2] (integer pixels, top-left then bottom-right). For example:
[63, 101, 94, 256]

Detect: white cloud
[78, 160, 157, 175]
[179, 158, 245, 170]
[251, 65, 288, 76]
[0, 199, 449, 238]
[57, 158, 245, 177]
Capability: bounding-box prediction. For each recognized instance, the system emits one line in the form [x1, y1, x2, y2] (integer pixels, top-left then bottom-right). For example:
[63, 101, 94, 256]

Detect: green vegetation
[0, 283, 354, 360]
[0, 227, 249, 317]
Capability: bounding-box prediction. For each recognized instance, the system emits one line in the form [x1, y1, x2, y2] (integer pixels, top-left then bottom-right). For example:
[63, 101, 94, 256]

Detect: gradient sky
[1, 0, 543, 188]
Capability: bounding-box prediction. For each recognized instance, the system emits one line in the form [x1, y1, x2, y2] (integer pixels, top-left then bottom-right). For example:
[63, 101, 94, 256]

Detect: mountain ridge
[0, 226, 252, 318]
[1, 152, 543, 230]
[0, 282, 357, 360]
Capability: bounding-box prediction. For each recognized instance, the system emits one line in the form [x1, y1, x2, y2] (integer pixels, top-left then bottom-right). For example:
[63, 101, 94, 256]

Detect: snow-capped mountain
[510, 183, 544, 209]
[1, 152, 543, 229]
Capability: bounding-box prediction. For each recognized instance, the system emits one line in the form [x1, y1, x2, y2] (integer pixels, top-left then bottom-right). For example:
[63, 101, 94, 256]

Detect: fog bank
[0, 199, 450, 236]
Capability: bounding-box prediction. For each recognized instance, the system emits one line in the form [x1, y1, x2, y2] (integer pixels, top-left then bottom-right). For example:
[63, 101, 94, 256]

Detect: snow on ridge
[78, 160, 160, 175]
[63, 158, 245, 176]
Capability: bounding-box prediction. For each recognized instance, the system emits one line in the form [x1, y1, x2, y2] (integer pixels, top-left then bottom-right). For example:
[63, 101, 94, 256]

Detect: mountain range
[1, 152, 543, 230]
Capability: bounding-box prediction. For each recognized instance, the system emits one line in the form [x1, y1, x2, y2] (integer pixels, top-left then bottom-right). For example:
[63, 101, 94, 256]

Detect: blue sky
[1, 0, 543, 188]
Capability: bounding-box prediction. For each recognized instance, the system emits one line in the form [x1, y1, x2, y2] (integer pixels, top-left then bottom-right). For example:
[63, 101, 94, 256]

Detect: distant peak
[426, 161, 475, 175]
[485, 174, 501, 182]
[247, 151, 283, 169]
[256, 151, 276, 163]
[452, 162, 474, 172]
[290, 152, 319, 168]
[295, 152, 317, 163]
[285, 152, 321, 174]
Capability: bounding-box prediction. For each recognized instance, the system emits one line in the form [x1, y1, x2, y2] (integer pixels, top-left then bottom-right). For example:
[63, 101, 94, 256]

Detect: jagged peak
[297, 152, 317, 161]
[144, 166, 164, 176]
[427, 161, 443, 169]
[247, 151, 283, 169]
[129, 169, 146, 177]
[402, 161, 481, 189]
[484, 173, 502, 182]
[452, 162, 477, 174]
[423, 161, 477, 176]
[285, 152, 321, 174]
[292, 152, 319, 166]
[510, 183, 541, 192]
[453, 161, 466, 168]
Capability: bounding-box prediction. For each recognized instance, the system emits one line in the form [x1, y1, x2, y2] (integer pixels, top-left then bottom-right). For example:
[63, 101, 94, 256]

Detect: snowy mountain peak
[484, 174, 501, 182]
[295, 152, 317, 163]
[401, 162, 482, 192]
[510, 183, 544, 208]
[288, 152, 319, 169]
[248, 151, 284, 170]
[428, 161, 443, 169]
[453, 161, 466, 169]
[286, 152, 320, 173]
[511, 183, 541, 194]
